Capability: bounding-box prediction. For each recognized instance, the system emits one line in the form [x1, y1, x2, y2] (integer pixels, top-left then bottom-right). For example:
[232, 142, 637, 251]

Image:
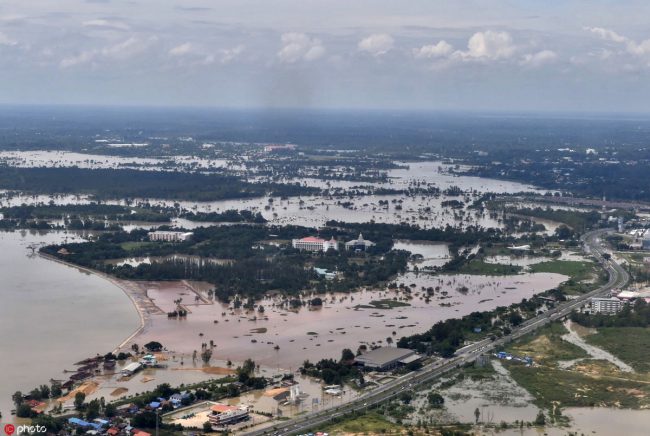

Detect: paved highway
[244, 229, 627, 436]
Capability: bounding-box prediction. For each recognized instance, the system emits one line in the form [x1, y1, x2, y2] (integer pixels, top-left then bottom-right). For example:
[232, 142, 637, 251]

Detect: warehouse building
[355, 347, 421, 371]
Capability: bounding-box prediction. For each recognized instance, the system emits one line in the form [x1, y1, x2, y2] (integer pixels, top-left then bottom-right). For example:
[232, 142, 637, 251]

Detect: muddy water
[125, 271, 567, 369]
[0, 231, 140, 422]
[393, 240, 451, 268]
[496, 407, 650, 435]
[0, 159, 544, 230]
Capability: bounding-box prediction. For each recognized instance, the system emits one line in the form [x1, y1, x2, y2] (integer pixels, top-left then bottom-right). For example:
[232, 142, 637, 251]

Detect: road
[244, 228, 627, 436]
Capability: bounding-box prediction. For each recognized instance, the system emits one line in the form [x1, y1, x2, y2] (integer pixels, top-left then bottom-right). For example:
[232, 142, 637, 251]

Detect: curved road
[245, 228, 628, 436]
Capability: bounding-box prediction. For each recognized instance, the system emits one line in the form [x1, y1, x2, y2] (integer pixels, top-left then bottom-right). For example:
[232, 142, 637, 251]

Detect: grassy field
[321, 411, 403, 434]
[458, 259, 523, 275]
[529, 260, 595, 279]
[506, 363, 650, 409]
[119, 241, 156, 251]
[504, 322, 650, 410]
[506, 322, 588, 366]
[585, 327, 650, 372]
[529, 260, 604, 295]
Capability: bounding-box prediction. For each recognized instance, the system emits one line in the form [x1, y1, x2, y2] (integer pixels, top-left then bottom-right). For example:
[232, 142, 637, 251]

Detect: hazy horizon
[1, 1, 650, 112]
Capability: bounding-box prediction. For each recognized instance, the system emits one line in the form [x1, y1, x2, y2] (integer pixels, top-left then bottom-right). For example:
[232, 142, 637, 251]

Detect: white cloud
[412, 41, 453, 59]
[220, 44, 245, 64]
[585, 27, 627, 44]
[169, 42, 193, 56]
[586, 26, 650, 57]
[520, 49, 558, 67]
[0, 32, 17, 46]
[358, 33, 394, 56]
[461, 30, 515, 60]
[60, 36, 154, 68]
[277, 33, 325, 63]
[82, 19, 129, 31]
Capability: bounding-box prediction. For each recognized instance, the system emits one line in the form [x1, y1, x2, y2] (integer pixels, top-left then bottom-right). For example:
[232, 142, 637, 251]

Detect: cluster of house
[590, 288, 650, 314]
[291, 233, 376, 252]
[67, 417, 153, 436]
[67, 390, 197, 435]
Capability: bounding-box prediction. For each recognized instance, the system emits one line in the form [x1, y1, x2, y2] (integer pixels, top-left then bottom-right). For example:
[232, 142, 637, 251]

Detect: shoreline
[38, 252, 147, 353]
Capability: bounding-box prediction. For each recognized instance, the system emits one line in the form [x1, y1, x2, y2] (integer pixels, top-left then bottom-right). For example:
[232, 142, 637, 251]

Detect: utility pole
[155, 408, 159, 436]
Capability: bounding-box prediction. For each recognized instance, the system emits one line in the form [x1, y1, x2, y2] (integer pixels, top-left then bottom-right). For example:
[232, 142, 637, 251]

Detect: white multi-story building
[345, 233, 376, 251]
[148, 231, 194, 242]
[591, 297, 623, 315]
[292, 236, 338, 252]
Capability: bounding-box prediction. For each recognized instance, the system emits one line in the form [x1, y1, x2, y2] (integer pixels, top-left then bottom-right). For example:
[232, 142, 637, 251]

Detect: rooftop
[355, 347, 415, 366]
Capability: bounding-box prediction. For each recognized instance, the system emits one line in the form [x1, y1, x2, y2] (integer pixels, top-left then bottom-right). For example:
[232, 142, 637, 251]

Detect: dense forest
[0, 166, 320, 200]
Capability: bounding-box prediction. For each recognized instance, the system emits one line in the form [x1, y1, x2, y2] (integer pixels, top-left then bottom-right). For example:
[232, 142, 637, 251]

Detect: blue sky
[1, 0, 649, 111]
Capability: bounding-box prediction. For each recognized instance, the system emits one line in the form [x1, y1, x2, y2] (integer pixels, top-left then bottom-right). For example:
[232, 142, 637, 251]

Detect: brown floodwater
[126, 270, 568, 369]
[0, 230, 140, 423]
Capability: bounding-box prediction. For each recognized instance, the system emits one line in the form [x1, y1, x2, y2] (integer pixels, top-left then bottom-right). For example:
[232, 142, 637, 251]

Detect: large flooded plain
[126, 270, 568, 369]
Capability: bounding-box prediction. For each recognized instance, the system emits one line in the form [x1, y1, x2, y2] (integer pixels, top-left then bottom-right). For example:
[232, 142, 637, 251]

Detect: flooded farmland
[125, 270, 568, 369]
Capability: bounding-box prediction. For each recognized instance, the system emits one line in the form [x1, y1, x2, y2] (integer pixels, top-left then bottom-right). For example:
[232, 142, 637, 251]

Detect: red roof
[299, 237, 326, 243]
[211, 404, 239, 413]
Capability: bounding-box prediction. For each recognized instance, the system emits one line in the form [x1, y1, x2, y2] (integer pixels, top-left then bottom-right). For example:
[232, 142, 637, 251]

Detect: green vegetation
[506, 364, 650, 409]
[457, 259, 522, 275]
[321, 411, 403, 434]
[501, 207, 601, 232]
[530, 260, 603, 295]
[584, 327, 650, 372]
[300, 349, 360, 385]
[398, 294, 556, 357]
[529, 260, 595, 278]
[0, 167, 320, 201]
[503, 320, 650, 412]
[572, 299, 650, 328]
[506, 323, 588, 366]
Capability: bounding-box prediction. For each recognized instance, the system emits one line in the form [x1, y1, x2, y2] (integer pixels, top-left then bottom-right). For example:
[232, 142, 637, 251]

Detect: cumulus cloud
[412, 41, 453, 59]
[461, 30, 516, 60]
[586, 26, 650, 57]
[358, 33, 394, 56]
[169, 42, 193, 56]
[520, 49, 558, 67]
[60, 36, 154, 68]
[277, 33, 325, 63]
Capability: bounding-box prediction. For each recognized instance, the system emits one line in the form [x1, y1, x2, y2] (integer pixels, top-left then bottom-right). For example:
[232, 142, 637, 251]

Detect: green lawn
[585, 327, 650, 372]
[119, 241, 156, 251]
[322, 411, 403, 434]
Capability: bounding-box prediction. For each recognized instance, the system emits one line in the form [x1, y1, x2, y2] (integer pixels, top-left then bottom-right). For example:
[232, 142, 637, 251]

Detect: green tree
[340, 348, 355, 362]
[74, 392, 86, 410]
[12, 391, 23, 407]
[427, 392, 444, 408]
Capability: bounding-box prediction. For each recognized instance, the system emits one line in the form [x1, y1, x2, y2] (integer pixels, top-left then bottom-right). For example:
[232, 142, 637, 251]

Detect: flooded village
[2, 147, 650, 436]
